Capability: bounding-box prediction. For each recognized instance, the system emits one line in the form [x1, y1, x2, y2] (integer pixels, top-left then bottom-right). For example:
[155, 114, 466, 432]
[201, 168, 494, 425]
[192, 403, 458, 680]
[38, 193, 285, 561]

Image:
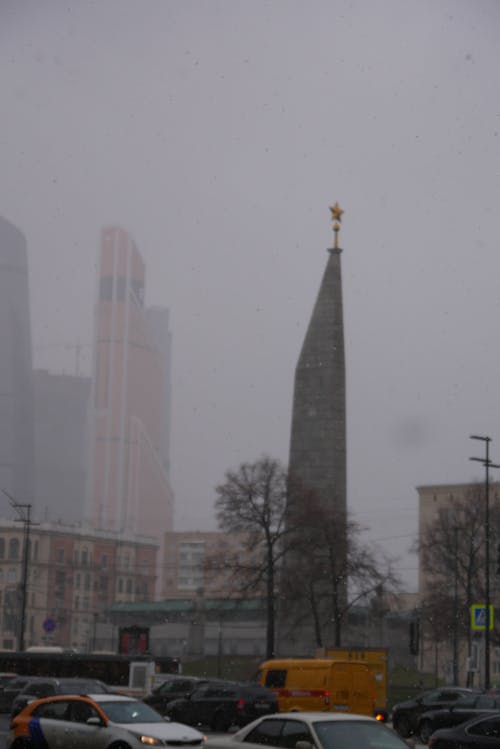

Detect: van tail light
[237, 699, 245, 711]
[323, 691, 330, 706]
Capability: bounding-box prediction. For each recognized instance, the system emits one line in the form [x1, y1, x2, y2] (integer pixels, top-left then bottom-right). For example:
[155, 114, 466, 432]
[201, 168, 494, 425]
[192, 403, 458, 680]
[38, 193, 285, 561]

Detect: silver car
[8, 692, 206, 748]
[206, 711, 412, 749]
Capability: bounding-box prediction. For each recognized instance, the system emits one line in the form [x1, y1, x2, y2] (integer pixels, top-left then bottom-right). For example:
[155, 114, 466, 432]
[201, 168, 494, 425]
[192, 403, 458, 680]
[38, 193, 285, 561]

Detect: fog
[1, 0, 499, 591]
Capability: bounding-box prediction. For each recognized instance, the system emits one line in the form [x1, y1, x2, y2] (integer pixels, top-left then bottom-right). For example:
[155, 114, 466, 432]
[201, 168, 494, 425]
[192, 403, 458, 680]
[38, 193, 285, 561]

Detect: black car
[9, 676, 112, 718]
[166, 679, 278, 731]
[143, 675, 209, 714]
[429, 713, 500, 748]
[417, 693, 500, 743]
[392, 687, 480, 738]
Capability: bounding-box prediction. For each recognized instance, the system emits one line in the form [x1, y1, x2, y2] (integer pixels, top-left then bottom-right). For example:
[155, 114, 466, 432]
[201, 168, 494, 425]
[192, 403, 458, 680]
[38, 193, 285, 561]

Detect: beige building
[162, 531, 254, 599]
[0, 518, 158, 651]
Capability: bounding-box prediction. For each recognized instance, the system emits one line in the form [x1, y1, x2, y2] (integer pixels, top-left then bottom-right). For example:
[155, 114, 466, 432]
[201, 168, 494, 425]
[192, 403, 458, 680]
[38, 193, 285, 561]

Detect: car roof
[21, 693, 138, 711]
[258, 712, 376, 722]
[87, 693, 140, 702]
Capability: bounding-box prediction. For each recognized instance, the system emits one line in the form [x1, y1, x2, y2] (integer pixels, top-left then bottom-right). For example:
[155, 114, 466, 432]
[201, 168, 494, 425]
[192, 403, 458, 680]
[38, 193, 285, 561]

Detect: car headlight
[137, 735, 164, 746]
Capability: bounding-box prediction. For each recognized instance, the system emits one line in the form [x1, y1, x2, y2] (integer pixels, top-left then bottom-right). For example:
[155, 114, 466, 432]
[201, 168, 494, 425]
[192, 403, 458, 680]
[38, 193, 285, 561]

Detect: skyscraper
[0, 216, 35, 505]
[33, 370, 91, 523]
[87, 227, 173, 543]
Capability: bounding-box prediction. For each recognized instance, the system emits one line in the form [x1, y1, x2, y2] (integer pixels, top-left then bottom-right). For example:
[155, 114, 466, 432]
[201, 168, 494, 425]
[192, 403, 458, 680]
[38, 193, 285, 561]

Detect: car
[166, 679, 278, 731]
[428, 712, 500, 748]
[10, 676, 112, 718]
[206, 711, 413, 749]
[391, 687, 480, 738]
[143, 675, 209, 714]
[417, 692, 500, 743]
[0, 673, 17, 687]
[8, 692, 206, 749]
[0, 673, 18, 709]
[0, 676, 37, 713]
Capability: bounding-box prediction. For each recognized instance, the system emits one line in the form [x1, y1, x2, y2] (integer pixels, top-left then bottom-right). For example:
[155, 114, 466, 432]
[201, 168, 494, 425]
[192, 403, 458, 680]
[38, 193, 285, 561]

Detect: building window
[0, 538, 4, 559]
[57, 548, 65, 563]
[84, 573, 91, 591]
[126, 579, 132, 594]
[101, 554, 108, 568]
[81, 548, 88, 565]
[7, 568, 17, 583]
[8, 538, 19, 560]
[55, 570, 65, 597]
[33, 541, 38, 561]
[118, 578, 123, 593]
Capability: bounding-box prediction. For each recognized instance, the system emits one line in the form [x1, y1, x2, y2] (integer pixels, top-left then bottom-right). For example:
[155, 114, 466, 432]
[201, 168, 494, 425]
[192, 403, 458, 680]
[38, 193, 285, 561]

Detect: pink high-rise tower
[88, 227, 173, 543]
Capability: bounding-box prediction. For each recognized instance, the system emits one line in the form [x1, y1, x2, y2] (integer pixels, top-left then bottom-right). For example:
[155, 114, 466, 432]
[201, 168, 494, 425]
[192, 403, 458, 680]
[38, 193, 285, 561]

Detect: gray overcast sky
[1, 0, 499, 590]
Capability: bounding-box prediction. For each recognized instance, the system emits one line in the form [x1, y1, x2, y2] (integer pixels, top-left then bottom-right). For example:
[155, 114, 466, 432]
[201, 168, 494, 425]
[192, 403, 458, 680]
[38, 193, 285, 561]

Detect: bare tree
[415, 485, 500, 683]
[212, 456, 289, 658]
[212, 459, 399, 656]
[282, 493, 400, 647]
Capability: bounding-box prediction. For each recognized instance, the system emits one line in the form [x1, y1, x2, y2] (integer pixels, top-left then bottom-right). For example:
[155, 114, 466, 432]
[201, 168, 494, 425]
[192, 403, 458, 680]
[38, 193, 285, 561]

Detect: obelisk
[279, 204, 347, 652]
[287, 203, 347, 522]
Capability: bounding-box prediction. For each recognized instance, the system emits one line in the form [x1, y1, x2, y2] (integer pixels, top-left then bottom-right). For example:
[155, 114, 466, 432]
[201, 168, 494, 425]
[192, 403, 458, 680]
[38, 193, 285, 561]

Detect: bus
[0, 650, 179, 687]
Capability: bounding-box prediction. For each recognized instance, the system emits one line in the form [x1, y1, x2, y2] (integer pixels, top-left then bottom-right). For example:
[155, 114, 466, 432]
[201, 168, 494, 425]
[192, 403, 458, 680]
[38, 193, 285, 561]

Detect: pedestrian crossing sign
[471, 604, 494, 630]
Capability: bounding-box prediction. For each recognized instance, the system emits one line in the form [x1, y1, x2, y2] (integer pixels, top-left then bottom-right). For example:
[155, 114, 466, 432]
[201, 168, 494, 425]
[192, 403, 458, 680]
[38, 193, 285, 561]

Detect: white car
[206, 711, 413, 749]
[8, 692, 206, 748]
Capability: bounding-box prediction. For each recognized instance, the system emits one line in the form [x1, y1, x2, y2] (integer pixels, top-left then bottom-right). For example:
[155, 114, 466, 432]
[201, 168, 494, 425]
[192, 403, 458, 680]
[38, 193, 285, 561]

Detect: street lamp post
[470, 435, 500, 691]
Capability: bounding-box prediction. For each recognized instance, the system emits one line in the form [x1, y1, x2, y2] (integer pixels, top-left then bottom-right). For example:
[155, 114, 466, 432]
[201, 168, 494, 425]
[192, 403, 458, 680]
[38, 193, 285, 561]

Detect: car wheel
[212, 711, 231, 732]
[394, 714, 411, 738]
[107, 742, 132, 749]
[11, 740, 33, 749]
[419, 719, 433, 744]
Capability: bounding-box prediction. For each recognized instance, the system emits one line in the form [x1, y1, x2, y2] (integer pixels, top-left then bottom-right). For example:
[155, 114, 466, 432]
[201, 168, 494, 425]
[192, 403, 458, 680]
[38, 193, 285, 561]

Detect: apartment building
[0, 519, 157, 651]
[162, 530, 254, 599]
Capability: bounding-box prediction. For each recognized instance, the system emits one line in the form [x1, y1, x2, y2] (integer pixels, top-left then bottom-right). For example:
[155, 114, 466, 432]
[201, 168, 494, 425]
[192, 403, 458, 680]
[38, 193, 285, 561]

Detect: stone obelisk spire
[277, 204, 348, 653]
[287, 203, 347, 524]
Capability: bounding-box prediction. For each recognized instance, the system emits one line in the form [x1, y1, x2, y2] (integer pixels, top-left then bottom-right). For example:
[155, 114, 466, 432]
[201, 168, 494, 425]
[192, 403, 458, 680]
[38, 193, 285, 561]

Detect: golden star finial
[329, 202, 344, 223]
[329, 202, 344, 250]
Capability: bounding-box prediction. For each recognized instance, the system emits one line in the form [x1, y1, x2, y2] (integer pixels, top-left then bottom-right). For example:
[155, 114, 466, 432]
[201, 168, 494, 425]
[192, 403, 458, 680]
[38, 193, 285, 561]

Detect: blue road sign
[42, 617, 56, 633]
[471, 604, 494, 631]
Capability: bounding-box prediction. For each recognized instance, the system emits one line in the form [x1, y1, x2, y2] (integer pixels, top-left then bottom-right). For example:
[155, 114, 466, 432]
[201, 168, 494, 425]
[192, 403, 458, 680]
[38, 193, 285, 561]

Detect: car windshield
[313, 720, 408, 749]
[100, 700, 164, 724]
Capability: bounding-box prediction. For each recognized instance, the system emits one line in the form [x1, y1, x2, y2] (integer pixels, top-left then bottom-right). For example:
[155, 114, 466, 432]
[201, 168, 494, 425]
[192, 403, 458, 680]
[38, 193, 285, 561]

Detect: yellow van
[320, 647, 388, 721]
[255, 658, 376, 717]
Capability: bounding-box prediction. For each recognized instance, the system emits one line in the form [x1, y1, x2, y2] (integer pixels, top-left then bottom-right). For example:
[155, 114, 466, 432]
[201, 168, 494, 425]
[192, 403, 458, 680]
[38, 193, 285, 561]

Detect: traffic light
[409, 619, 420, 655]
[496, 541, 500, 575]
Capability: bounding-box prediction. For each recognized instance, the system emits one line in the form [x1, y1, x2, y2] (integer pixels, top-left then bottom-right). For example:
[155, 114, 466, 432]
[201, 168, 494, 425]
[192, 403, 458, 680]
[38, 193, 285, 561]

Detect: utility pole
[470, 435, 500, 690]
[2, 489, 32, 651]
[452, 523, 459, 685]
